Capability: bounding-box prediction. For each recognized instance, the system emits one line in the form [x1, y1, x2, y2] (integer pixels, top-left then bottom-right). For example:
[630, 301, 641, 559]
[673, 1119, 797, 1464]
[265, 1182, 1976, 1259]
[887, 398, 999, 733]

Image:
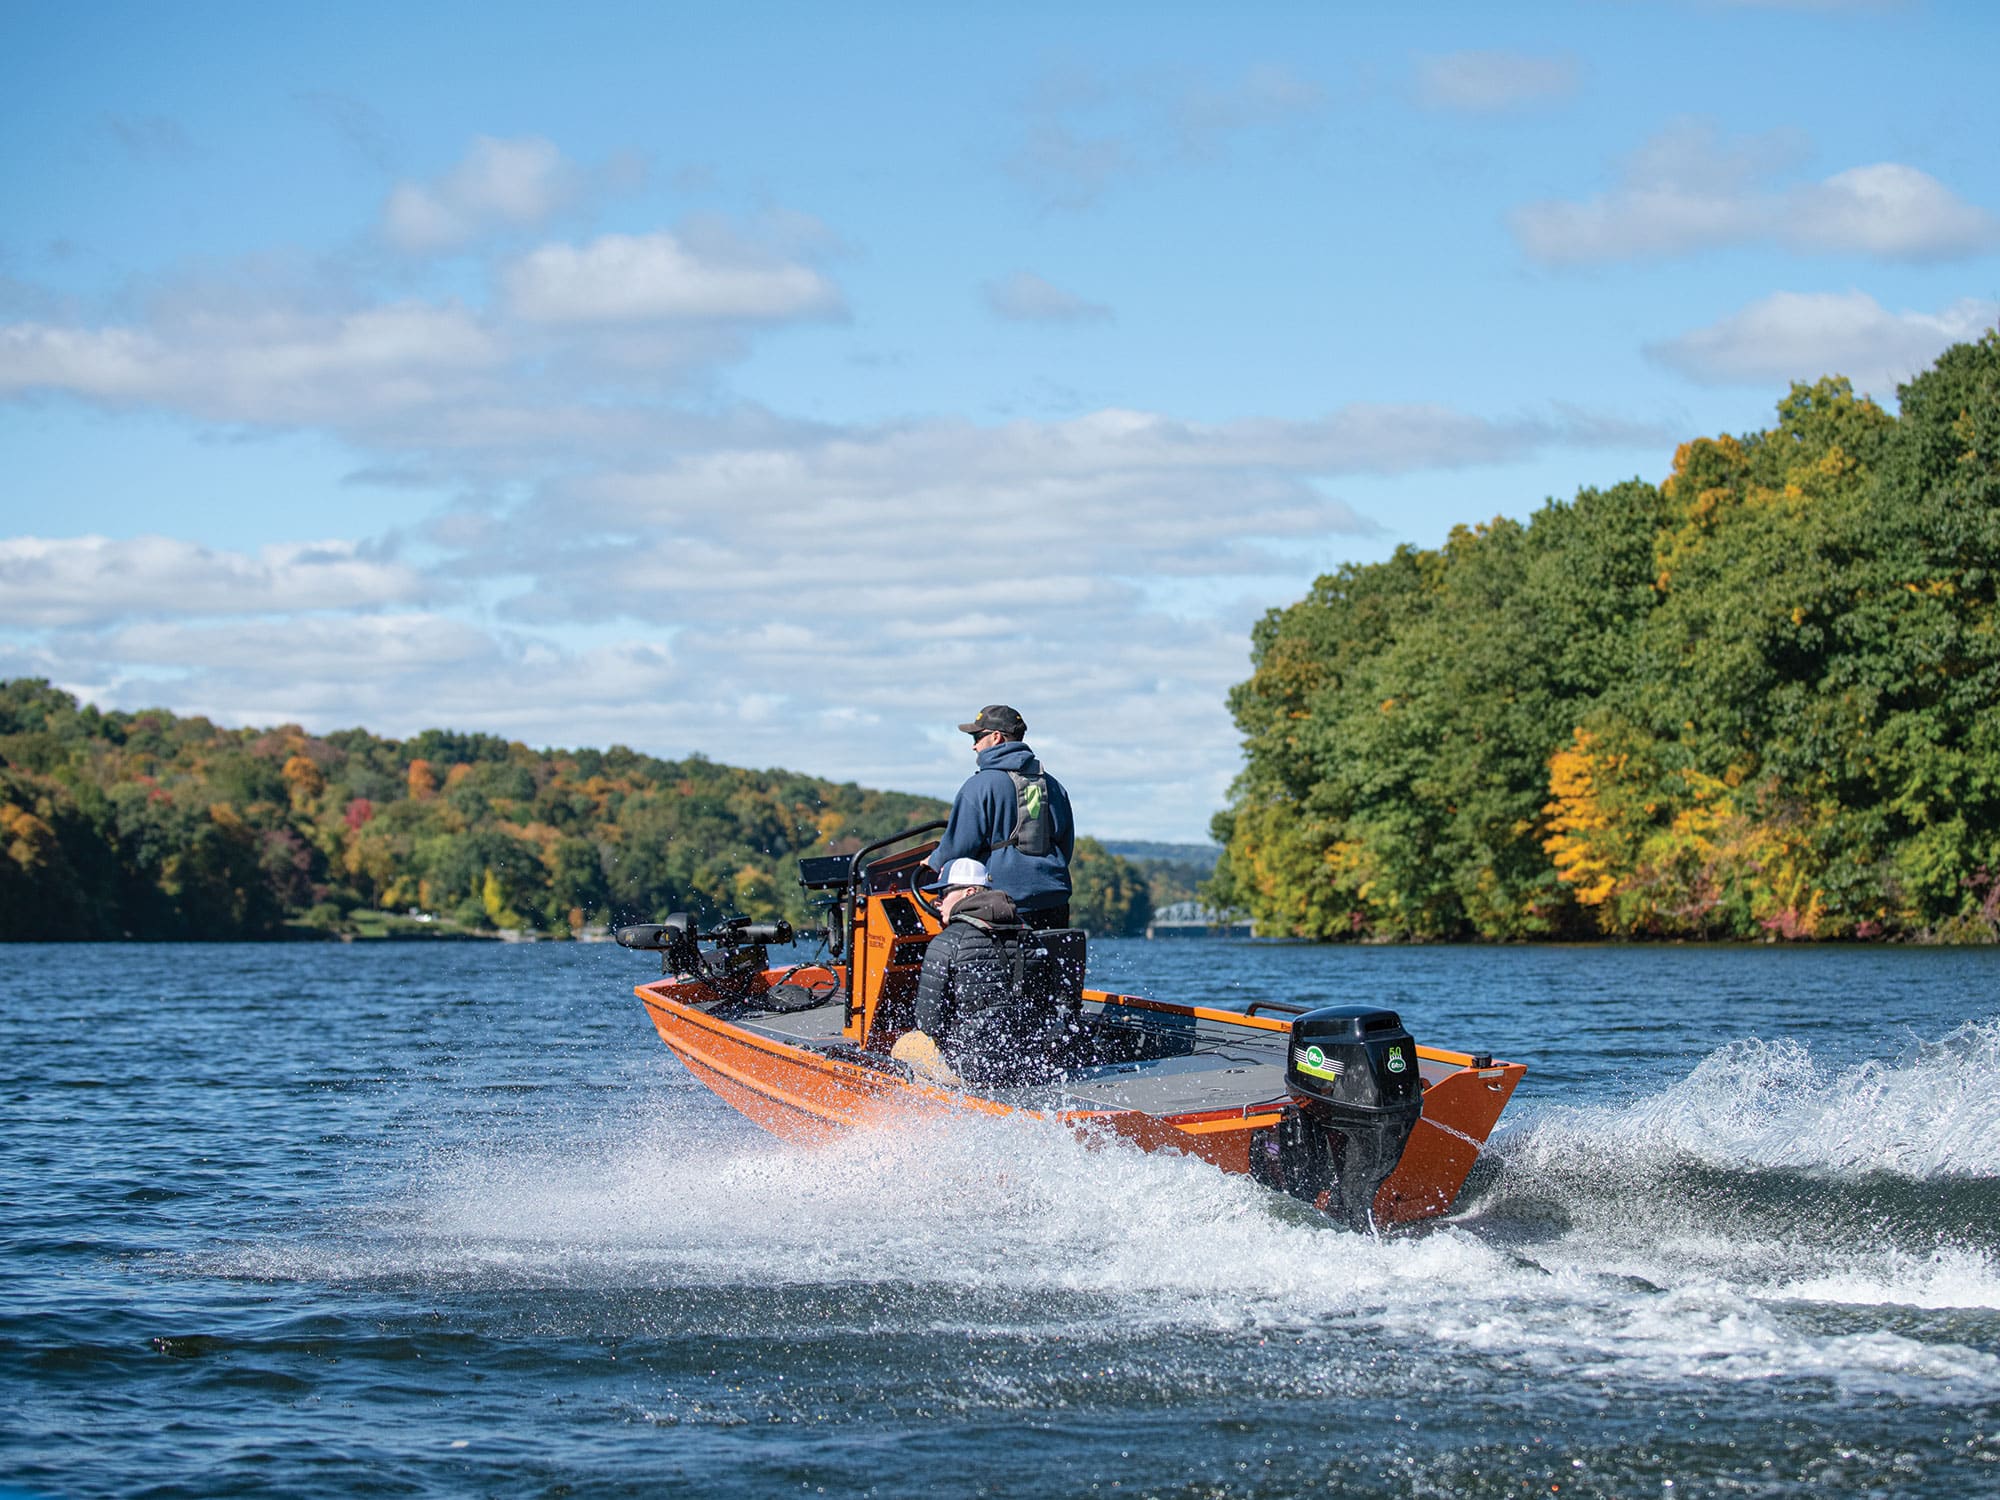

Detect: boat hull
[637, 975, 1523, 1226]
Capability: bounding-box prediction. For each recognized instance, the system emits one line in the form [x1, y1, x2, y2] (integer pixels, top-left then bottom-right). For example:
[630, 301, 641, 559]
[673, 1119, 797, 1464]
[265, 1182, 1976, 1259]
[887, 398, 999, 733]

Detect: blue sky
[4, 0, 1997, 839]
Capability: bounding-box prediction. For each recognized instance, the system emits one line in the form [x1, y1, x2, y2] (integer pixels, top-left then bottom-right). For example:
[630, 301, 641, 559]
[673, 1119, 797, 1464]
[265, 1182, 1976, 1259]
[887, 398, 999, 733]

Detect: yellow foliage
[481, 868, 524, 929]
[281, 754, 324, 805]
[1657, 434, 1750, 591]
[1325, 838, 1380, 906]
[1542, 721, 1834, 937]
[3, 803, 57, 871]
[1542, 729, 1622, 909]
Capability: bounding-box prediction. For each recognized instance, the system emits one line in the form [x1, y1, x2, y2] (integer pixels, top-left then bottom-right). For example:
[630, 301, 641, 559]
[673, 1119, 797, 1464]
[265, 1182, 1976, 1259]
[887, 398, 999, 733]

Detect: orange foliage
[407, 759, 439, 800]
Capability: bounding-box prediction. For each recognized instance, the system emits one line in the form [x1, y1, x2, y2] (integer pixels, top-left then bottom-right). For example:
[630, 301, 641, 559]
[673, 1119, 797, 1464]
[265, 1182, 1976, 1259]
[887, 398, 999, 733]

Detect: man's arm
[913, 928, 958, 1036]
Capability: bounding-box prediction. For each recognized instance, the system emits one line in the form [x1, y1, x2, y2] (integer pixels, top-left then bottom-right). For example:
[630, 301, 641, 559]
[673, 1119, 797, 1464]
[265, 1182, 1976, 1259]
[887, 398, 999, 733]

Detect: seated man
[898, 857, 1073, 1086]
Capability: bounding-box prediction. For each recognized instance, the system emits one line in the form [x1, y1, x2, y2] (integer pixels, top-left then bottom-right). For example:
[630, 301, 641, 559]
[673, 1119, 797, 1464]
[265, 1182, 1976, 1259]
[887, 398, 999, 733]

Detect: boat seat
[1032, 928, 1087, 1018]
[945, 927, 1087, 1086]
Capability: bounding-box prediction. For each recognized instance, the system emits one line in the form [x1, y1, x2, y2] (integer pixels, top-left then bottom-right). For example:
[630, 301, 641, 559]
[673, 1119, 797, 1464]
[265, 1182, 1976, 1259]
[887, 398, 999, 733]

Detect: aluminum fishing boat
[618, 822, 1524, 1229]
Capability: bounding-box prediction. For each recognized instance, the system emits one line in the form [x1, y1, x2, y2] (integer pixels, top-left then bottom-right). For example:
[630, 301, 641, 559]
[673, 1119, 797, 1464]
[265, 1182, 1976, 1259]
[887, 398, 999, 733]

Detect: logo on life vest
[1385, 1048, 1408, 1074]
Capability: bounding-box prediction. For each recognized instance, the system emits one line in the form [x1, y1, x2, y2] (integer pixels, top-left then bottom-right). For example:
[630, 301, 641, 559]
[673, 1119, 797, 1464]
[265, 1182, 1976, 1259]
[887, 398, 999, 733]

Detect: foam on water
[330, 1104, 1526, 1319]
[1768, 1246, 2000, 1311]
[197, 1026, 2000, 1405]
[1506, 1016, 2000, 1180]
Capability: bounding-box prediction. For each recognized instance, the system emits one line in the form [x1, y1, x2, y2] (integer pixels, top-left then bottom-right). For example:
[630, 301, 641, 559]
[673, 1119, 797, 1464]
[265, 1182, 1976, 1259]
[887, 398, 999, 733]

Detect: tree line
[1210, 332, 2000, 942]
[0, 682, 1154, 941]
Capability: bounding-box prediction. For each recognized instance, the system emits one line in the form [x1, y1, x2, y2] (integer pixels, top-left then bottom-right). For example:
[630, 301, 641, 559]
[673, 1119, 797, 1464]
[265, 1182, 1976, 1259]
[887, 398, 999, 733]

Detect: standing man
[926, 705, 1075, 930]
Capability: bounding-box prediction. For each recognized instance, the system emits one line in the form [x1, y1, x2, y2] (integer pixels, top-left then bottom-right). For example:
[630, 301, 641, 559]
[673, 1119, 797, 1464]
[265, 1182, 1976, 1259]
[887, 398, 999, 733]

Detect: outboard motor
[1269, 1005, 1423, 1230]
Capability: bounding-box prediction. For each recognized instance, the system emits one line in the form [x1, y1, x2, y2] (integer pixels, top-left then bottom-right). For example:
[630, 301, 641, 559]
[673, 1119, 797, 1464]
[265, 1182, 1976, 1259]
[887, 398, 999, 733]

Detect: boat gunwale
[635, 975, 1525, 1127]
[636, 974, 1521, 1074]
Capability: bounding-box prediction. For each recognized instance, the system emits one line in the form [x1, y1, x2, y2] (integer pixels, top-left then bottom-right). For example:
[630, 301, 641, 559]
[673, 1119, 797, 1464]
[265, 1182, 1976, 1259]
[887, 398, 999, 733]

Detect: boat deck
[732, 994, 1312, 1118]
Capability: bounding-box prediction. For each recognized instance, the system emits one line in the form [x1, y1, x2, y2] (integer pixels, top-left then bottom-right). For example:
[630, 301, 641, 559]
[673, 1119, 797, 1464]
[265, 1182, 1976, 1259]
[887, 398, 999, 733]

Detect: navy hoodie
[928, 740, 1075, 910]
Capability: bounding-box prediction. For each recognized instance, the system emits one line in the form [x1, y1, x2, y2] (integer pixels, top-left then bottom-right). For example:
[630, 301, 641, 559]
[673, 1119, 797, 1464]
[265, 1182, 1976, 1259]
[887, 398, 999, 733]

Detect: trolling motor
[1256, 1005, 1424, 1231]
[615, 914, 794, 1001]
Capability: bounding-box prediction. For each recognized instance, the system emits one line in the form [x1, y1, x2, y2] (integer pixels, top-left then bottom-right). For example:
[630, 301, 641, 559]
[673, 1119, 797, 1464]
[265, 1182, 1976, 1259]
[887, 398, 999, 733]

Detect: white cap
[925, 856, 992, 891]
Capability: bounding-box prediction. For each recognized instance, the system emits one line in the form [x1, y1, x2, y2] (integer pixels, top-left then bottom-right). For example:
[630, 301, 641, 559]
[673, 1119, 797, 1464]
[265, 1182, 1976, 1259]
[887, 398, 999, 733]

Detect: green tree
[1068, 837, 1152, 935]
[1215, 335, 2000, 943]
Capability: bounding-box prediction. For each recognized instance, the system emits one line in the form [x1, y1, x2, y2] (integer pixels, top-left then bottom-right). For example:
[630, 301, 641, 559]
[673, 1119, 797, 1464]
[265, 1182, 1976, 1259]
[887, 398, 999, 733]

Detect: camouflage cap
[958, 705, 1027, 738]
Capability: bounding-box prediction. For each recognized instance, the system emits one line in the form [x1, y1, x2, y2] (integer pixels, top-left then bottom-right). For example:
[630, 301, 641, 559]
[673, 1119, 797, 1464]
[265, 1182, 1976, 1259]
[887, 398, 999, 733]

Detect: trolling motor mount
[615, 914, 794, 1000]
[1256, 1005, 1424, 1230]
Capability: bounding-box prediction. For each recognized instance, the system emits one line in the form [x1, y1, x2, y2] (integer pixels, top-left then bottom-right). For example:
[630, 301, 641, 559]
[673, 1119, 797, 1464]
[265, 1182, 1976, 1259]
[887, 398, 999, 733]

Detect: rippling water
[4, 939, 1999, 1497]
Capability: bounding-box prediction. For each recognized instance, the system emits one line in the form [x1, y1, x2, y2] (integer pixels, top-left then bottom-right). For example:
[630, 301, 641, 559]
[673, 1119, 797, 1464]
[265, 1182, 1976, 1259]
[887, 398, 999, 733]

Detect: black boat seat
[946, 927, 1086, 1086]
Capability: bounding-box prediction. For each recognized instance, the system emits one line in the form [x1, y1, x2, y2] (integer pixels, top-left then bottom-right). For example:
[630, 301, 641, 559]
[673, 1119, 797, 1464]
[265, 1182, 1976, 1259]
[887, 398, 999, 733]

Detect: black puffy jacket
[913, 888, 1068, 1084]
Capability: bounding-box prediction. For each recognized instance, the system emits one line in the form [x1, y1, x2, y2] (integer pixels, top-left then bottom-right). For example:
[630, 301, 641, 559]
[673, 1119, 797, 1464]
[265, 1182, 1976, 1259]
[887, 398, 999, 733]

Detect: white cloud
[0, 302, 503, 424]
[101, 612, 491, 675]
[1513, 120, 1998, 265]
[0, 215, 845, 438]
[1791, 164, 2000, 260]
[504, 231, 842, 324]
[984, 271, 1112, 323]
[382, 136, 581, 254]
[39, 615, 685, 743]
[0, 536, 429, 628]
[1648, 290, 1999, 395]
[550, 403, 1657, 529]
[446, 404, 1662, 734]
[1414, 51, 1579, 113]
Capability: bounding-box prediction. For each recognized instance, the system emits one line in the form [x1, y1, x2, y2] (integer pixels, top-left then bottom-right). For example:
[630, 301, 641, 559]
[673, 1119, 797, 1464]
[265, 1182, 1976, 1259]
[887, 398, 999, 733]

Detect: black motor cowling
[1287, 1005, 1421, 1114]
[1268, 1005, 1423, 1230]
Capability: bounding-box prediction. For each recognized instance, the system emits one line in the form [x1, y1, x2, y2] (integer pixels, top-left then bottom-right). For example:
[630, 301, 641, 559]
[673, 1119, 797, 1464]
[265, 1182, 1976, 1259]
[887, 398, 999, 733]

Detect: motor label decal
[1294, 1044, 1344, 1081]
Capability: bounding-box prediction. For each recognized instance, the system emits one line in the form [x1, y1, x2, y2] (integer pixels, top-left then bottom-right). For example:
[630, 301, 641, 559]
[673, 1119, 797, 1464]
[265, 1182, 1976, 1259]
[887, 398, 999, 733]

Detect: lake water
[4, 938, 1999, 1498]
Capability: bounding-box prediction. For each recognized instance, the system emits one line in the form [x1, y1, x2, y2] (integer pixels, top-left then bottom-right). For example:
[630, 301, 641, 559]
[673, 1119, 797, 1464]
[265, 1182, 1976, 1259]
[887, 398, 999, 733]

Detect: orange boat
[618, 823, 1524, 1229]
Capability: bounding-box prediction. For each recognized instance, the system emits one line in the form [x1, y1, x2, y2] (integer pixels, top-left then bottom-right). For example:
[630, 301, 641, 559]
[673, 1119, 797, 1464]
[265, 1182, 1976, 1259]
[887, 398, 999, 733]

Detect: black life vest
[1000, 769, 1053, 857]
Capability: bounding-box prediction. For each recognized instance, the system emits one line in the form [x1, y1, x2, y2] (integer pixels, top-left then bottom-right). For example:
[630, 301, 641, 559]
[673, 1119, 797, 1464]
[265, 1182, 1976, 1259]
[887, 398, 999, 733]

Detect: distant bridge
[1145, 900, 1255, 939]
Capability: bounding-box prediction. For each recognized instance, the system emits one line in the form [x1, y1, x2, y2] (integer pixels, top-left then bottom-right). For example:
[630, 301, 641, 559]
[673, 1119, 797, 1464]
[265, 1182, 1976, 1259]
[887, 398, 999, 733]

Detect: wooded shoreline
[0, 680, 1191, 942]
[1210, 334, 2000, 944]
